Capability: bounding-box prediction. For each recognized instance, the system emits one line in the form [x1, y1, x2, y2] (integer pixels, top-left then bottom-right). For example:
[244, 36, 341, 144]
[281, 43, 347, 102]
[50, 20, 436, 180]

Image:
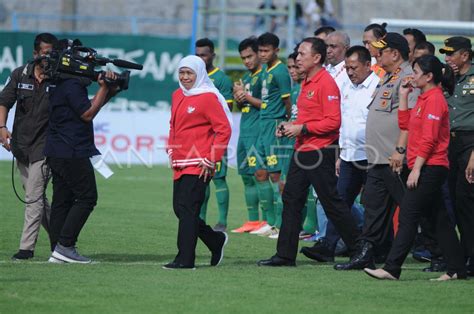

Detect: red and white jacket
[167, 89, 231, 180]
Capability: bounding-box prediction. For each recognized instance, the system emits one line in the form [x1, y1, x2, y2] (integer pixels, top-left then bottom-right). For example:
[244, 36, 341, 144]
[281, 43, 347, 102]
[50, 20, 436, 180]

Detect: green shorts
[237, 136, 259, 175]
[213, 152, 228, 179]
[256, 119, 289, 173]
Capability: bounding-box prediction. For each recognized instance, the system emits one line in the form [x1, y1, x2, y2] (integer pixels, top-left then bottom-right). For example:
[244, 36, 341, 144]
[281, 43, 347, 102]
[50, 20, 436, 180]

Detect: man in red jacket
[165, 55, 232, 270]
[257, 37, 360, 266]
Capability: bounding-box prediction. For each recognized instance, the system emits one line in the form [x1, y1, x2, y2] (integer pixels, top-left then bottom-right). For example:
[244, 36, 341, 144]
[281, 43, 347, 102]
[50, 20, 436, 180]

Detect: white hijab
[178, 55, 233, 126]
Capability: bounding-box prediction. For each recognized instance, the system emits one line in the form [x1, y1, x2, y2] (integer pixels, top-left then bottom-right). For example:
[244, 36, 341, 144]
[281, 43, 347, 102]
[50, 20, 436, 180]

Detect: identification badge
[18, 83, 34, 90]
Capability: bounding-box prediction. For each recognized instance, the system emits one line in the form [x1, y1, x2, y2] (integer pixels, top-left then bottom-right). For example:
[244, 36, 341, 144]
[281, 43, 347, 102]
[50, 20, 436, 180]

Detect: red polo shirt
[294, 68, 341, 151]
[398, 87, 450, 169]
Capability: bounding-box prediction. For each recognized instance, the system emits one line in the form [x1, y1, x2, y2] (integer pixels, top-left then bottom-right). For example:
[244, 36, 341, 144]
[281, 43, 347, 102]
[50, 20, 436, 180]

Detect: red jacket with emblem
[168, 89, 232, 180]
[398, 86, 450, 169]
[294, 68, 341, 151]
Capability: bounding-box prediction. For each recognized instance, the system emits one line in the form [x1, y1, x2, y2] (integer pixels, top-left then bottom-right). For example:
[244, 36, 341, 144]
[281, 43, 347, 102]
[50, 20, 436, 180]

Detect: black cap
[439, 36, 472, 54]
[371, 32, 409, 55]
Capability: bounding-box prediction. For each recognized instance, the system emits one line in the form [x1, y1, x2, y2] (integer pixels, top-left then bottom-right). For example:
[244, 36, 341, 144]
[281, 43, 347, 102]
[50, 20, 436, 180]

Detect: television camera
[43, 39, 143, 90]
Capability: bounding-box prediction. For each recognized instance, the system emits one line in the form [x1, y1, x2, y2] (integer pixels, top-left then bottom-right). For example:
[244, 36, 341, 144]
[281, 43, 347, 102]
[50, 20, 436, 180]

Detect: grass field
[0, 160, 473, 313]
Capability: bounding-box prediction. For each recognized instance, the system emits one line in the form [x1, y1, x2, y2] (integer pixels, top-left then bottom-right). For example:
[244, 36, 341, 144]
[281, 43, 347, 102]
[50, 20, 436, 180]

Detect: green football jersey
[209, 67, 233, 106]
[260, 60, 291, 120]
[239, 68, 263, 137]
[290, 83, 301, 122]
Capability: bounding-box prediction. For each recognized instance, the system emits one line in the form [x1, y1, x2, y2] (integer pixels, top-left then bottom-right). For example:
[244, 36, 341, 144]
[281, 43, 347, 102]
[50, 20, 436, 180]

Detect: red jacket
[294, 68, 341, 151]
[168, 89, 231, 180]
[398, 87, 450, 169]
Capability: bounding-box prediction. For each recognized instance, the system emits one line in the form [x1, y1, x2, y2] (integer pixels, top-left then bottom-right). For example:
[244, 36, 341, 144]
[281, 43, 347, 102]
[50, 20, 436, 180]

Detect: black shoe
[423, 258, 447, 272]
[374, 254, 388, 264]
[257, 255, 296, 267]
[162, 261, 196, 270]
[467, 257, 474, 277]
[300, 239, 335, 262]
[334, 241, 375, 271]
[210, 232, 228, 266]
[412, 248, 432, 263]
[12, 250, 34, 260]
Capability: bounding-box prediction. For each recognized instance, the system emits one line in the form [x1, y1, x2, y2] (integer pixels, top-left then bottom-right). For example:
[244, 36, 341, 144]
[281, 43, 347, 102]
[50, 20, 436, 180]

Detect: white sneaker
[258, 226, 279, 237]
[48, 256, 66, 264]
[250, 223, 271, 235]
[268, 229, 279, 239]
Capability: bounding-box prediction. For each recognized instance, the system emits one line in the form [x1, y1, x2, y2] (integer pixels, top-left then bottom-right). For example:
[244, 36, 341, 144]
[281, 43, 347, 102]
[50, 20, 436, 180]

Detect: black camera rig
[43, 39, 143, 90]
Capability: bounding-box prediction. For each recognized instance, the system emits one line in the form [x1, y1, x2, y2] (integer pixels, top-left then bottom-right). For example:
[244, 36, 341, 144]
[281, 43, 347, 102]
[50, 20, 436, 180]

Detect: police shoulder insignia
[389, 75, 399, 83]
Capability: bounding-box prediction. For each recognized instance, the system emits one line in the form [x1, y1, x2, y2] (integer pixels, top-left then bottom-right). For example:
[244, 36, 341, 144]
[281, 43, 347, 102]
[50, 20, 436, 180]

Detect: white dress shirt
[339, 71, 380, 162]
[325, 60, 350, 91]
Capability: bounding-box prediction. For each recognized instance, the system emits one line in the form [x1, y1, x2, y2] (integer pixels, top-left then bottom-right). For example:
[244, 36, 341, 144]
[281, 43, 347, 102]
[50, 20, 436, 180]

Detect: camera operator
[45, 43, 119, 263]
[0, 33, 58, 260]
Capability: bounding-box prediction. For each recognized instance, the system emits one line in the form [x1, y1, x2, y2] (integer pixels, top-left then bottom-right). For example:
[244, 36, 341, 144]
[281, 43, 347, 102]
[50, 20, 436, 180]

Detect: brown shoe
[364, 268, 398, 280]
[430, 273, 458, 281]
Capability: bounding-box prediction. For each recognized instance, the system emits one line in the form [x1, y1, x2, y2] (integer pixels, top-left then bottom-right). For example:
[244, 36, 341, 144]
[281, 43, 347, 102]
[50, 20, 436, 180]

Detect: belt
[450, 131, 474, 138]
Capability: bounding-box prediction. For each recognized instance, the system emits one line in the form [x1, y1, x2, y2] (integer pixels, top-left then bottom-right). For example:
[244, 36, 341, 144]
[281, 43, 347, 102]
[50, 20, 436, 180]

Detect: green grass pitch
[0, 161, 473, 313]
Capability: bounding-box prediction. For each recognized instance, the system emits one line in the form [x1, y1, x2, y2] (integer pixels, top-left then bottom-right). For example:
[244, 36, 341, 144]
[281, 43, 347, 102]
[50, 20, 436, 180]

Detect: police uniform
[440, 36, 474, 272]
[0, 63, 51, 255]
[362, 59, 419, 249]
[335, 33, 418, 270]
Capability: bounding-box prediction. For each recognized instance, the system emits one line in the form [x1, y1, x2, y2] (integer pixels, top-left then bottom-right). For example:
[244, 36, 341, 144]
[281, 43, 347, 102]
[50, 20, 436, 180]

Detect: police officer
[0, 33, 57, 260]
[440, 36, 474, 276]
[335, 33, 419, 271]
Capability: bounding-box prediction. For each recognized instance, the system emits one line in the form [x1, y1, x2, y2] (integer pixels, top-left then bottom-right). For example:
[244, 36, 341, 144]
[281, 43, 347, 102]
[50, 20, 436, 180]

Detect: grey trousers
[17, 159, 51, 251]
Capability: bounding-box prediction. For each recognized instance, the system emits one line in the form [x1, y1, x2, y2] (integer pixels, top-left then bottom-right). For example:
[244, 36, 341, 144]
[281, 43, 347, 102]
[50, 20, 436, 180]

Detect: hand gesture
[0, 127, 11, 151]
[407, 168, 420, 189]
[466, 151, 474, 184]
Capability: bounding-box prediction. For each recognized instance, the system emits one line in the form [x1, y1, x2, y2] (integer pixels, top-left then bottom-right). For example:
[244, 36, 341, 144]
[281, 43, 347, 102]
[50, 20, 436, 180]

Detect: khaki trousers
[17, 158, 51, 251]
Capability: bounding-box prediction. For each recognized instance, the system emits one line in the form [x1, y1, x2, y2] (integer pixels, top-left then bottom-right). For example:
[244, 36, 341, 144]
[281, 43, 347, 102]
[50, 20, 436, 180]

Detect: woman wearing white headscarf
[164, 55, 232, 270]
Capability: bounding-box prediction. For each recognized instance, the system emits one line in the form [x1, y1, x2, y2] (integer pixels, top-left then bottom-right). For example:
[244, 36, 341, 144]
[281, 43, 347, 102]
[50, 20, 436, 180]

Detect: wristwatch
[396, 146, 406, 154]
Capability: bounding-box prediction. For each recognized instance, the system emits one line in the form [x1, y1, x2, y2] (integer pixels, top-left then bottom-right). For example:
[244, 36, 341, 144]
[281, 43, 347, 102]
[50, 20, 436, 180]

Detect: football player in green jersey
[195, 38, 234, 232]
[251, 32, 292, 238]
[232, 37, 267, 233]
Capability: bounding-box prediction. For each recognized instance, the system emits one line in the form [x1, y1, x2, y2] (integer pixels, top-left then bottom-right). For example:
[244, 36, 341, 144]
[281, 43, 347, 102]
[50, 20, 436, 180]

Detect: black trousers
[48, 157, 97, 248]
[359, 165, 408, 253]
[448, 132, 474, 259]
[325, 159, 368, 250]
[277, 147, 360, 261]
[173, 175, 223, 267]
[384, 166, 466, 278]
